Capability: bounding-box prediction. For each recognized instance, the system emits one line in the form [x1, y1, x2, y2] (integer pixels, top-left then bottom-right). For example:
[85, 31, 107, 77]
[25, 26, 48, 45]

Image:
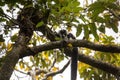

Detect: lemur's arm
[57, 30, 78, 80]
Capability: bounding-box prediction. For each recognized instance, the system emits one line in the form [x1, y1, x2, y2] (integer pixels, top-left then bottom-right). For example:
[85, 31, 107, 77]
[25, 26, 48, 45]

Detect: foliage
[0, 0, 120, 80]
[78, 33, 120, 80]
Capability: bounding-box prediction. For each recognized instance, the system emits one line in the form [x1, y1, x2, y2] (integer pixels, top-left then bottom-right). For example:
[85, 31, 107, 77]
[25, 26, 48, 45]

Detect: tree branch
[19, 39, 120, 77]
[20, 39, 120, 58]
[0, 8, 34, 80]
[77, 53, 120, 77]
[42, 60, 70, 80]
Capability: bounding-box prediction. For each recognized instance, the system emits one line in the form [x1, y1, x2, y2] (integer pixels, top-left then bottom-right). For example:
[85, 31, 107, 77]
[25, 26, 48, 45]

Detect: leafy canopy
[0, 0, 120, 80]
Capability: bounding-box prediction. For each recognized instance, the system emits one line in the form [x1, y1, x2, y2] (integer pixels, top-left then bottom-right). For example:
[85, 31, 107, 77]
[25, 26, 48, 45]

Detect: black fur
[57, 30, 78, 80]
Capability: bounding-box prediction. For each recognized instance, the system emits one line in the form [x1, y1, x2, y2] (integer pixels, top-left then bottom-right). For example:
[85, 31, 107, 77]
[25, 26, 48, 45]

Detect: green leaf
[107, 3, 119, 10]
[11, 34, 18, 42]
[0, 8, 4, 15]
[76, 24, 82, 37]
[73, 1, 80, 6]
[94, 16, 105, 23]
[0, 18, 6, 22]
[55, 37, 61, 41]
[98, 0, 117, 3]
[98, 25, 105, 33]
[79, 15, 88, 23]
[72, 7, 83, 13]
[65, 1, 80, 13]
[92, 8, 105, 20]
[111, 23, 118, 33]
[89, 2, 105, 20]
[83, 25, 89, 40]
[109, 0, 117, 3]
[89, 23, 99, 41]
[0, 1, 5, 6]
[68, 1, 80, 7]
[88, 2, 105, 11]
[36, 21, 44, 28]
[0, 35, 5, 42]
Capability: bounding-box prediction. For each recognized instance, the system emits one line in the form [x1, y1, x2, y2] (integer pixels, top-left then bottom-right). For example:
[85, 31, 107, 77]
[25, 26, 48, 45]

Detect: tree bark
[0, 7, 34, 79]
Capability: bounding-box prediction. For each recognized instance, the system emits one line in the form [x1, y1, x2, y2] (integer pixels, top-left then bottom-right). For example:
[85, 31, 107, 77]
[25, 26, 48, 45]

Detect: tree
[0, 0, 120, 80]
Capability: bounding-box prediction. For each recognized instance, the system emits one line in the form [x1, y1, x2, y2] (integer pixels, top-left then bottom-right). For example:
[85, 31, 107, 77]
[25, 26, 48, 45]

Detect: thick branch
[19, 39, 120, 77]
[0, 34, 31, 80]
[0, 10, 34, 80]
[78, 53, 120, 77]
[20, 40, 120, 57]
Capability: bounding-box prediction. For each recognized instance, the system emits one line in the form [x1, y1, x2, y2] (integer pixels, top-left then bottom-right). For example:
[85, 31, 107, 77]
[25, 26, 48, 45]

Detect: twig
[42, 60, 70, 80]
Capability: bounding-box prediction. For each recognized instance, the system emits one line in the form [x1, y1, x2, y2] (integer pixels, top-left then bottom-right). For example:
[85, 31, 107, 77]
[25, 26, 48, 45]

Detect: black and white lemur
[56, 30, 78, 80]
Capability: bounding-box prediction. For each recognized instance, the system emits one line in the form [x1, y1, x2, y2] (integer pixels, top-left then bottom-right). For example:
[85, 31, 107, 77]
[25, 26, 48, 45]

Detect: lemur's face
[59, 30, 67, 38]
[67, 33, 75, 39]
[58, 30, 76, 40]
